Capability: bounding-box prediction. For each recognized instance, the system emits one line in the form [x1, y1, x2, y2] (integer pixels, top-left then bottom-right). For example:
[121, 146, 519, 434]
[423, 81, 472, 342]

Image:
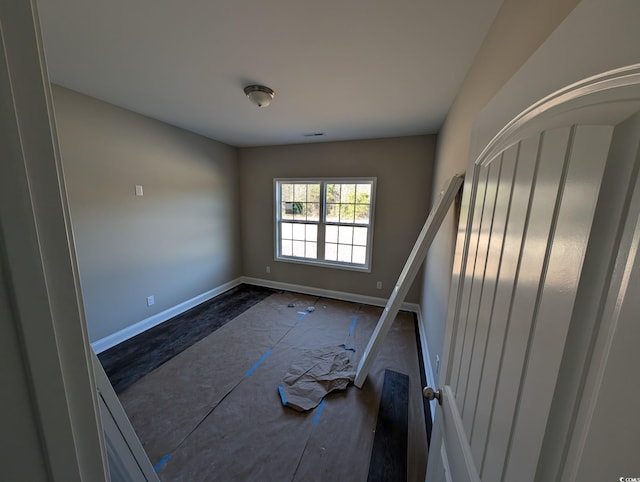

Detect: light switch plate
[135, 185, 144, 196]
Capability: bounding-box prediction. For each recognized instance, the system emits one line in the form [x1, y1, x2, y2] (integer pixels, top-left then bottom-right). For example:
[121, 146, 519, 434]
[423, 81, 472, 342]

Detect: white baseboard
[91, 278, 243, 354]
[240, 276, 421, 313]
[92, 276, 423, 357]
[415, 308, 437, 421]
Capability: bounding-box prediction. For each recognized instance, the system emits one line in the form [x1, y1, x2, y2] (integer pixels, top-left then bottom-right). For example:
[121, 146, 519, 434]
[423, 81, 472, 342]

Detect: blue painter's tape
[245, 349, 273, 377]
[313, 399, 326, 425]
[348, 315, 359, 334]
[154, 453, 172, 472]
[278, 384, 288, 406]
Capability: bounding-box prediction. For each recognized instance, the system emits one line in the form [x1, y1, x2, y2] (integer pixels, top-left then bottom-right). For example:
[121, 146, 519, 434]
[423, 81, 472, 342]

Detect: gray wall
[419, 0, 581, 383]
[239, 136, 435, 303]
[53, 86, 241, 342]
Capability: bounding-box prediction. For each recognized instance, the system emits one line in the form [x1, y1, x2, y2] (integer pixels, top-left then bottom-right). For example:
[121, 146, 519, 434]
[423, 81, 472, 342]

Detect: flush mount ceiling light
[244, 85, 275, 107]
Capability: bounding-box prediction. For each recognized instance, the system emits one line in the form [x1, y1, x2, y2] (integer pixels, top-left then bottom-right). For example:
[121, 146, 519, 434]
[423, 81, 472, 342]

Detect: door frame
[0, 0, 108, 479]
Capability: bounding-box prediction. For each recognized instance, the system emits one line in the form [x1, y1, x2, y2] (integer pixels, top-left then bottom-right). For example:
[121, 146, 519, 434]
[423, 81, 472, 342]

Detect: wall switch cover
[146, 295, 154, 306]
[135, 185, 144, 196]
[376, 281, 383, 289]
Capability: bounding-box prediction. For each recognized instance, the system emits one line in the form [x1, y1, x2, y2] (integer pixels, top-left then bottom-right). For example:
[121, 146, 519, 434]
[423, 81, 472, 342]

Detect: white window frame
[274, 177, 376, 272]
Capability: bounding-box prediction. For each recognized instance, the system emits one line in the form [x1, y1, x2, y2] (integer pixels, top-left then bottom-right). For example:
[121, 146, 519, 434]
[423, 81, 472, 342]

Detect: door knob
[423, 386, 442, 405]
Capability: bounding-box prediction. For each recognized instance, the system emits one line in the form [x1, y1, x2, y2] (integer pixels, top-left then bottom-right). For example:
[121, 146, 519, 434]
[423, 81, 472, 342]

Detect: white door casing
[0, 0, 108, 479]
[427, 65, 640, 482]
[2, 1, 158, 480]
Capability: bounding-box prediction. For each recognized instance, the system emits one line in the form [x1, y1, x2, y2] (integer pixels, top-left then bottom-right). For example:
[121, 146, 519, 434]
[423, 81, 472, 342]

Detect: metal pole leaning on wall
[354, 175, 464, 388]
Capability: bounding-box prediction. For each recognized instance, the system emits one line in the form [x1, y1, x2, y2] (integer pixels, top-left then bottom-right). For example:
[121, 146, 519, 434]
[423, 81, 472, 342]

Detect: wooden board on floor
[367, 369, 410, 482]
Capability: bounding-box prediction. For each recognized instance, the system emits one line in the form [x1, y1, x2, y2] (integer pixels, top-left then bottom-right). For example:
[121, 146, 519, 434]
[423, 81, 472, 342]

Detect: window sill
[275, 256, 371, 273]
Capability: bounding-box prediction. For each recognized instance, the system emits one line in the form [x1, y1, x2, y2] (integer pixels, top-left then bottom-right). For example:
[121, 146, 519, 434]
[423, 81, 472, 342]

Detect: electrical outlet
[376, 281, 383, 289]
[266, 265, 271, 273]
[146, 295, 154, 307]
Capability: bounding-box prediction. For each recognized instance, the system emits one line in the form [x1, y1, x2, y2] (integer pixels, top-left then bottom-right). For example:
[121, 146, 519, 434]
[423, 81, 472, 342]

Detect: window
[275, 178, 376, 271]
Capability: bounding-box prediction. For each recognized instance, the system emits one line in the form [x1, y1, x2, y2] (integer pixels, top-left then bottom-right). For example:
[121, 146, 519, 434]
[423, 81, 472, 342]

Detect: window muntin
[275, 178, 375, 270]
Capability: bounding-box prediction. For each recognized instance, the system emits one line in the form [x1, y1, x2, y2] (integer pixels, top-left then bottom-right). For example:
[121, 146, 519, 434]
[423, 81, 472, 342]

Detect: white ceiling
[36, 0, 503, 147]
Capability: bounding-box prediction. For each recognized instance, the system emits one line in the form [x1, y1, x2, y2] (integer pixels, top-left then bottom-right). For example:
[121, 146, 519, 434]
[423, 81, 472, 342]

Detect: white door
[427, 65, 640, 481]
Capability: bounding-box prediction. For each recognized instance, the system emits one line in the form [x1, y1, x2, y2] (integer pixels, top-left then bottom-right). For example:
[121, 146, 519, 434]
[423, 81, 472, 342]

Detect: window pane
[325, 243, 337, 261]
[292, 241, 305, 257]
[308, 202, 320, 222]
[353, 226, 368, 245]
[281, 222, 293, 239]
[355, 205, 370, 224]
[281, 184, 293, 202]
[326, 225, 338, 243]
[285, 201, 305, 218]
[306, 224, 317, 242]
[337, 244, 352, 262]
[305, 242, 317, 258]
[339, 203, 355, 223]
[326, 203, 340, 222]
[282, 239, 292, 256]
[281, 202, 294, 220]
[356, 183, 371, 201]
[292, 223, 305, 240]
[338, 226, 353, 244]
[340, 184, 355, 203]
[308, 184, 321, 202]
[352, 246, 366, 264]
[326, 183, 340, 203]
[294, 202, 308, 220]
[294, 184, 307, 202]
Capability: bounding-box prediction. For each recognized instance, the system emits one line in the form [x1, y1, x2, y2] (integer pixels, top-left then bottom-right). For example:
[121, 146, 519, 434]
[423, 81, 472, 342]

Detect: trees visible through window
[275, 178, 376, 270]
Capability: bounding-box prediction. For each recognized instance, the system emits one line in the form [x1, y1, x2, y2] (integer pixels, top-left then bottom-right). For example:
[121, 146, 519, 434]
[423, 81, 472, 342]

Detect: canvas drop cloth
[278, 346, 355, 412]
